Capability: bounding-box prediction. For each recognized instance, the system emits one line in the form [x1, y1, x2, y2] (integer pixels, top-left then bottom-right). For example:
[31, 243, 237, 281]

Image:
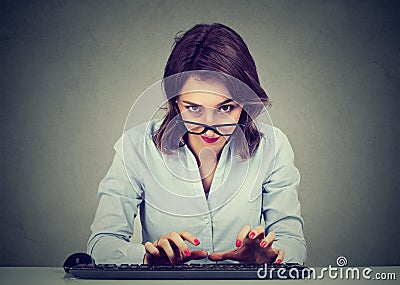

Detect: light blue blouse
[87, 120, 306, 265]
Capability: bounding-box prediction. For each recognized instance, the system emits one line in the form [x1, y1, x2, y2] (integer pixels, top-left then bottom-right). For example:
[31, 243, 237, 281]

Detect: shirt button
[204, 218, 210, 224]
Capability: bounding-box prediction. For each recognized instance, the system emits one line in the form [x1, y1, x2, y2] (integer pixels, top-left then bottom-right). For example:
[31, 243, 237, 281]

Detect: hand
[143, 231, 208, 265]
[208, 225, 284, 264]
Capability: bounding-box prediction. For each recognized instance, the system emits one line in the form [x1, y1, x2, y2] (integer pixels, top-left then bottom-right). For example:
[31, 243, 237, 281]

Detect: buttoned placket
[181, 139, 233, 262]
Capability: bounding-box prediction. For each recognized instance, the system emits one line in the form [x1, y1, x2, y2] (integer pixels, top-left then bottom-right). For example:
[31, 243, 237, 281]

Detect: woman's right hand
[143, 231, 208, 265]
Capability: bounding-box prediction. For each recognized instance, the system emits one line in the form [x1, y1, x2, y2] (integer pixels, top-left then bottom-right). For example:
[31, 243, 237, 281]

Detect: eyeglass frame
[175, 118, 247, 136]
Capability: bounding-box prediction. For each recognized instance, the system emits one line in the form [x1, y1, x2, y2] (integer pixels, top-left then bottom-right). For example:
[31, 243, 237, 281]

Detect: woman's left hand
[208, 225, 284, 264]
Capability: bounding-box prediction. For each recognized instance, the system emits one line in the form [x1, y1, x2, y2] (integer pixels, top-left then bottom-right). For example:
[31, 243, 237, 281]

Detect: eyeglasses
[176, 119, 247, 136]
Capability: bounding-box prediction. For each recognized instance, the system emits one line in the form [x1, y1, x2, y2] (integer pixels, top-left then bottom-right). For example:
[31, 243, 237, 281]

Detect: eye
[219, 105, 234, 113]
[186, 106, 201, 112]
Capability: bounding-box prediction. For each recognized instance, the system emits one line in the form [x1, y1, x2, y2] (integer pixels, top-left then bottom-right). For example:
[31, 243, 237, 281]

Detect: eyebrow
[181, 99, 234, 107]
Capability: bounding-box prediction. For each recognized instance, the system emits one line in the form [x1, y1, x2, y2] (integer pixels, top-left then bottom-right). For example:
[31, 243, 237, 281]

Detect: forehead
[179, 77, 233, 105]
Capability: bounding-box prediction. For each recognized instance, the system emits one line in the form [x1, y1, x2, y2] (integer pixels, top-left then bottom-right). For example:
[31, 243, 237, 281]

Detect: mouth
[201, 136, 220, 144]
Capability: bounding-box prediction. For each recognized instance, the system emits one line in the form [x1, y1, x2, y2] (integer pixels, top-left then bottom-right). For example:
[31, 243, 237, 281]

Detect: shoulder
[113, 119, 162, 156]
[124, 119, 161, 142]
[255, 122, 296, 165]
[256, 122, 292, 150]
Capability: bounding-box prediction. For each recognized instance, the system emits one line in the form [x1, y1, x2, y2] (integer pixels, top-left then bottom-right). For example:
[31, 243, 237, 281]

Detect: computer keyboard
[66, 262, 310, 280]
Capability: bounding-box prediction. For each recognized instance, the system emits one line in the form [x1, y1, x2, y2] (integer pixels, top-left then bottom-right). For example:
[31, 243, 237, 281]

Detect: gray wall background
[1, 0, 399, 267]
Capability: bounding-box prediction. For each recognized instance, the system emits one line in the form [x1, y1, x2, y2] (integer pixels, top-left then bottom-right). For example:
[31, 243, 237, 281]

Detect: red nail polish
[276, 259, 282, 264]
[194, 239, 200, 245]
[249, 232, 255, 239]
[236, 240, 241, 247]
[184, 249, 191, 257]
[157, 252, 161, 257]
[260, 241, 267, 247]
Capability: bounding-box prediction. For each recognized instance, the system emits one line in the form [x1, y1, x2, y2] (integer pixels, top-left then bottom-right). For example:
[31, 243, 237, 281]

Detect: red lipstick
[201, 136, 219, 144]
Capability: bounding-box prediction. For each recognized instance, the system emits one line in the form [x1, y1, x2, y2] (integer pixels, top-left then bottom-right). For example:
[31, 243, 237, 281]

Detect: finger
[167, 232, 191, 258]
[208, 250, 236, 261]
[189, 250, 209, 260]
[248, 225, 265, 240]
[274, 249, 285, 264]
[236, 224, 251, 247]
[145, 241, 161, 256]
[157, 238, 176, 263]
[179, 231, 201, 246]
[259, 231, 276, 248]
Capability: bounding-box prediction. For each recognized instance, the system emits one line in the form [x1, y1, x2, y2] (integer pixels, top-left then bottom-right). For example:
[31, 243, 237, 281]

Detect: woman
[87, 23, 306, 266]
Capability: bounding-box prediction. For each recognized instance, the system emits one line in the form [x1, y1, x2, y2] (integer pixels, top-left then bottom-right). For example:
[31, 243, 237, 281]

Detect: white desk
[0, 266, 399, 285]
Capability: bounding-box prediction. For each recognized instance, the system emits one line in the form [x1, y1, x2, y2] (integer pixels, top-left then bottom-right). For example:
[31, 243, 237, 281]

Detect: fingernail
[249, 232, 255, 239]
[276, 259, 282, 264]
[194, 239, 200, 245]
[236, 239, 241, 247]
[184, 249, 191, 257]
[157, 252, 161, 257]
[260, 241, 267, 247]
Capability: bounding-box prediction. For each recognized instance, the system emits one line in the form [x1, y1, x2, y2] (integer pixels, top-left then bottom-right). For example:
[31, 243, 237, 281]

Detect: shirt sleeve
[87, 135, 145, 264]
[262, 128, 307, 264]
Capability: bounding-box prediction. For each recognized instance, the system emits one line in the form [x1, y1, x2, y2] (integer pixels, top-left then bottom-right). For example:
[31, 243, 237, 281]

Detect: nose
[204, 128, 216, 137]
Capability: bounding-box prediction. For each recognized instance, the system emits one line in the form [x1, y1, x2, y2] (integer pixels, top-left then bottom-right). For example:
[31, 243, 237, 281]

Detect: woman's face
[176, 76, 243, 149]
